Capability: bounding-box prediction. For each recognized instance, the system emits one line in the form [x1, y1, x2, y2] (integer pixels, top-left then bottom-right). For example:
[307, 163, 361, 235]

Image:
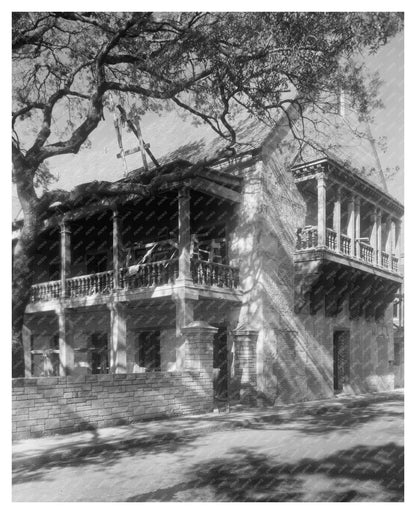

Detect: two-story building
[19, 105, 404, 415]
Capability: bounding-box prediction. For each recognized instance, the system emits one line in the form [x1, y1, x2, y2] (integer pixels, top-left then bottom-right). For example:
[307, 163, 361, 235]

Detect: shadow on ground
[126, 443, 404, 502]
[12, 430, 200, 485]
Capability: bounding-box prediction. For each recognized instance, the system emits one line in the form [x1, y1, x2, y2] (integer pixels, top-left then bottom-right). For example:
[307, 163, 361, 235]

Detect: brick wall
[12, 371, 213, 440]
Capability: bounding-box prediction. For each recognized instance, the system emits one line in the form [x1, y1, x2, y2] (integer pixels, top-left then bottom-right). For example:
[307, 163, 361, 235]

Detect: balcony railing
[296, 226, 318, 250]
[67, 271, 114, 298]
[30, 280, 61, 303]
[30, 258, 239, 303]
[381, 251, 389, 269]
[326, 228, 337, 251]
[119, 258, 178, 290]
[359, 241, 374, 263]
[340, 234, 351, 255]
[191, 259, 240, 289]
[295, 227, 400, 273]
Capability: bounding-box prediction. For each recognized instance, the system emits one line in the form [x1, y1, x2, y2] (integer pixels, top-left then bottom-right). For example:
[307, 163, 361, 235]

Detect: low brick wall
[12, 371, 213, 440]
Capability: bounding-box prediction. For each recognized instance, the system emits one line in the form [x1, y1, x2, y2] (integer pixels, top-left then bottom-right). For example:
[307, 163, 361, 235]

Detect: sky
[11, 24, 405, 219]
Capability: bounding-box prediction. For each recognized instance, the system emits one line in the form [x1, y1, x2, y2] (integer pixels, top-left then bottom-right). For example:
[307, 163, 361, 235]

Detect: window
[90, 333, 109, 374]
[136, 331, 161, 371]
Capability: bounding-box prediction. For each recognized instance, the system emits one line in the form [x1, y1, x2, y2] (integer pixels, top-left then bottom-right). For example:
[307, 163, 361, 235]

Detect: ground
[12, 391, 404, 502]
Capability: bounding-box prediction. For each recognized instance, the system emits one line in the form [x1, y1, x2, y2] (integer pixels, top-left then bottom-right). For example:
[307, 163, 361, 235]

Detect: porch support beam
[22, 323, 32, 377]
[370, 207, 378, 263]
[60, 221, 71, 298]
[112, 209, 120, 289]
[354, 196, 361, 257]
[376, 209, 382, 265]
[57, 306, 74, 376]
[109, 303, 127, 374]
[333, 185, 342, 253]
[177, 187, 192, 285]
[317, 172, 327, 247]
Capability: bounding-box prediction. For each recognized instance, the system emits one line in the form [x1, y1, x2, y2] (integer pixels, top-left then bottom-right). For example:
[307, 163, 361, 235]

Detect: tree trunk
[12, 157, 43, 377]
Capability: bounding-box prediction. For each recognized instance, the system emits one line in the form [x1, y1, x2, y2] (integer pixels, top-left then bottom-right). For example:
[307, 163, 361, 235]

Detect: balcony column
[22, 322, 32, 377]
[60, 221, 71, 298]
[370, 207, 378, 263]
[57, 306, 74, 376]
[385, 215, 392, 266]
[395, 219, 402, 263]
[316, 172, 327, 247]
[389, 218, 396, 271]
[333, 185, 342, 253]
[112, 209, 120, 289]
[347, 195, 356, 256]
[354, 196, 361, 257]
[109, 303, 127, 374]
[177, 187, 192, 285]
[376, 209, 382, 265]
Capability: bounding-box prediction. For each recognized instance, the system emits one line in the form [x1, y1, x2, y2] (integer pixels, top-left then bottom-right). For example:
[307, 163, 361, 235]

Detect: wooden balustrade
[66, 271, 114, 298]
[119, 258, 179, 290]
[359, 241, 374, 263]
[326, 228, 337, 251]
[340, 234, 351, 255]
[381, 251, 390, 269]
[30, 280, 61, 302]
[191, 259, 240, 289]
[296, 226, 318, 250]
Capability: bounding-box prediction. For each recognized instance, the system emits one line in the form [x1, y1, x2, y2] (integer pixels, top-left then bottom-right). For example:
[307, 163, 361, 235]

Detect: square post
[317, 173, 327, 247]
[354, 196, 361, 257]
[109, 303, 127, 373]
[22, 323, 32, 377]
[60, 221, 71, 298]
[333, 185, 342, 252]
[376, 209, 382, 265]
[177, 187, 192, 285]
[347, 195, 355, 256]
[112, 209, 120, 289]
[232, 325, 258, 404]
[57, 306, 74, 376]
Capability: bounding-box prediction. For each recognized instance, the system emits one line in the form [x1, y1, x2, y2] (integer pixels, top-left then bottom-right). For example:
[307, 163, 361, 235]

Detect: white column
[390, 218, 396, 271]
[58, 307, 74, 376]
[376, 209, 382, 265]
[317, 173, 327, 247]
[354, 196, 361, 257]
[60, 221, 71, 298]
[112, 209, 120, 289]
[395, 219, 402, 262]
[177, 188, 192, 285]
[110, 303, 127, 373]
[370, 207, 377, 263]
[347, 195, 355, 256]
[333, 185, 342, 253]
[22, 323, 32, 377]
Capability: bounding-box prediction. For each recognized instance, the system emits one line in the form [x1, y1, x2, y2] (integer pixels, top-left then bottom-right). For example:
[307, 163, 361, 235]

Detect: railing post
[317, 172, 327, 247]
[112, 209, 120, 289]
[354, 196, 361, 257]
[333, 185, 342, 253]
[60, 220, 71, 298]
[177, 187, 192, 286]
[347, 195, 355, 256]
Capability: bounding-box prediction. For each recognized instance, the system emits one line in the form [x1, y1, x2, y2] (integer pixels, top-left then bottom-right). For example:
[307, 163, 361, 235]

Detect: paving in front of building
[12, 390, 404, 502]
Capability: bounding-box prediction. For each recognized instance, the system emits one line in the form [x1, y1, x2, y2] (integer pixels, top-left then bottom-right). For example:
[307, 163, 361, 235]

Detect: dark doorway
[333, 330, 350, 392]
[213, 326, 228, 399]
[137, 331, 161, 371]
[91, 333, 109, 374]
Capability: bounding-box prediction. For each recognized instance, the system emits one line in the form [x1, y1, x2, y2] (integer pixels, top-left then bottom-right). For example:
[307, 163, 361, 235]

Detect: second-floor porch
[27, 176, 243, 311]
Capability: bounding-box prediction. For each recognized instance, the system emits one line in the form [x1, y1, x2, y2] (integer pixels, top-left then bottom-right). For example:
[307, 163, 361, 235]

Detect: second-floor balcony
[30, 257, 240, 303]
[296, 226, 399, 273]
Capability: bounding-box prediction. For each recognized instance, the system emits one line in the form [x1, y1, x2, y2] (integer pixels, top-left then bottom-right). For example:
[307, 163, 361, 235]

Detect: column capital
[182, 321, 218, 338]
[354, 195, 361, 206]
[60, 220, 71, 234]
[232, 323, 258, 338]
[178, 186, 190, 199]
[316, 172, 327, 185]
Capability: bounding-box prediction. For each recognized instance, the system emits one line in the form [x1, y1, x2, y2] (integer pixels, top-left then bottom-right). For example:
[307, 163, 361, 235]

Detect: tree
[12, 11, 403, 374]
